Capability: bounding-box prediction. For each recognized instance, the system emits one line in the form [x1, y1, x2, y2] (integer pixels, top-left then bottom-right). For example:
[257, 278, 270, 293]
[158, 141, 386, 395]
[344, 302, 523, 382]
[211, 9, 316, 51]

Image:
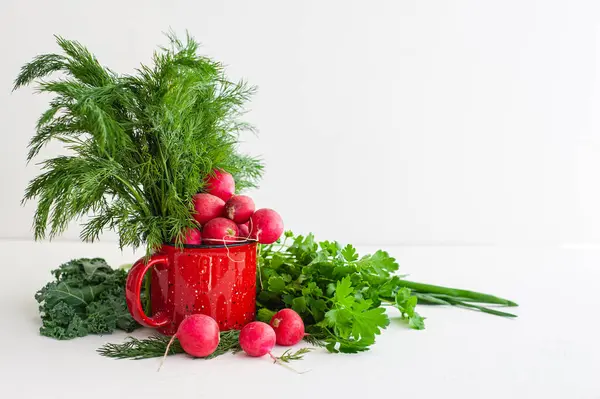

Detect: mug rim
[162, 240, 256, 250]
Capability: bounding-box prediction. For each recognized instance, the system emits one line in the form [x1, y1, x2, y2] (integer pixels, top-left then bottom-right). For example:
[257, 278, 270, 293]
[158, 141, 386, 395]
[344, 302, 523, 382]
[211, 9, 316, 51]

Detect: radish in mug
[205, 169, 235, 202]
[192, 193, 225, 225]
[224, 195, 255, 224]
[249, 209, 284, 244]
[183, 228, 202, 245]
[237, 222, 250, 239]
[202, 217, 239, 244]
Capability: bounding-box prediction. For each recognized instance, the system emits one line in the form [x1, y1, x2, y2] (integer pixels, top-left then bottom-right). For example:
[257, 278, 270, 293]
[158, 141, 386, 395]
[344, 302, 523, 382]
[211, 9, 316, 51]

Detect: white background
[2, 2, 600, 398]
[2, 0, 600, 247]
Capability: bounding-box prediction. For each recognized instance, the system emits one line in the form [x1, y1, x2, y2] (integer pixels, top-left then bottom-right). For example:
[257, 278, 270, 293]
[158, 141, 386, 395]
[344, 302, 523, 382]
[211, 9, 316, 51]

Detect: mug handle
[125, 254, 170, 328]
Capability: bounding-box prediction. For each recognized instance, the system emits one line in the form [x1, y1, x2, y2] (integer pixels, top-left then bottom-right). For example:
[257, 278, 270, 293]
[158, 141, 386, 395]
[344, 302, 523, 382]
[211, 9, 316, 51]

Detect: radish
[192, 193, 225, 225]
[205, 169, 235, 202]
[270, 309, 305, 346]
[249, 208, 284, 244]
[183, 228, 202, 245]
[237, 222, 250, 239]
[239, 321, 276, 357]
[202, 217, 239, 244]
[224, 195, 255, 224]
[160, 314, 220, 369]
[239, 320, 311, 374]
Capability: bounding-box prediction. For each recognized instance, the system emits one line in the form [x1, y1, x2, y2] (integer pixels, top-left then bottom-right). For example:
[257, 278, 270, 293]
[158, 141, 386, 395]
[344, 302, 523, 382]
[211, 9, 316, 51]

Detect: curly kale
[36, 258, 141, 339]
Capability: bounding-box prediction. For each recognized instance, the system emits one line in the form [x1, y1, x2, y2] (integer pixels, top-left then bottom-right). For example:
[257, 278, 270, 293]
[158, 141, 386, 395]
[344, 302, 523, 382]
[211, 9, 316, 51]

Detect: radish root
[223, 235, 259, 263]
[158, 334, 177, 372]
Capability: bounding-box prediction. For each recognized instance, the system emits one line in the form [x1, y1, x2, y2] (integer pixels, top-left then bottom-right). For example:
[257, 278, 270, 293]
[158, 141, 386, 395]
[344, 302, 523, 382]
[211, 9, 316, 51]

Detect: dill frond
[16, 32, 263, 252]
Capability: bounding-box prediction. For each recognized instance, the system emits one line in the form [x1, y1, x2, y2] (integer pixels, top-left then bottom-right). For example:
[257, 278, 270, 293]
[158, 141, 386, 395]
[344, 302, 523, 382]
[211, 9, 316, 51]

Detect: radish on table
[239, 321, 276, 357]
[239, 321, 312, 373]
[160, 314, 220, 369]
[270, 309, 305, 346]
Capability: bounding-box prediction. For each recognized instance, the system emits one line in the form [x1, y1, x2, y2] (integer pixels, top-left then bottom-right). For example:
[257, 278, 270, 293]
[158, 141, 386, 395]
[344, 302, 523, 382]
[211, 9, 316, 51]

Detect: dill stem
[143, 273, 152, 315]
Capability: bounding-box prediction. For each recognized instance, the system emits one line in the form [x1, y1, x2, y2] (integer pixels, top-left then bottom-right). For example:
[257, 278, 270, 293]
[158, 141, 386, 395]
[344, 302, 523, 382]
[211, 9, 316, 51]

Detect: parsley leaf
[341, 244, 358, 262]
[395, 287, 425, 330]
[291, 297, 308, 313]
[358, 250, 399, 277]
[323, 277, 390, 352]
[409, 314, 426, 330]
[256, 308, 276, 323]
[267, 276, 287, 293]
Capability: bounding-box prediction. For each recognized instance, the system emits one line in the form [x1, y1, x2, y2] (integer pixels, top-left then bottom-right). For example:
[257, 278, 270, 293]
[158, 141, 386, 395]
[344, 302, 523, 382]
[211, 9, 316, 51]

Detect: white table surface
[1, 240, 598, 399]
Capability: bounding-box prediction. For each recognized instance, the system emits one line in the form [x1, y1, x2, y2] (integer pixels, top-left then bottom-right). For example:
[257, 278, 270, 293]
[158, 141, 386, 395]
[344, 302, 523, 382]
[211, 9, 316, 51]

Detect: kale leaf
[36, 258, 141, 339]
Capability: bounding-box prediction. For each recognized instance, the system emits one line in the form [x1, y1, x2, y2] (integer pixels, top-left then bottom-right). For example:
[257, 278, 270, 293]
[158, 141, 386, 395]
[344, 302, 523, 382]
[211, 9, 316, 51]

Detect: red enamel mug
[125, 241, 257, 335]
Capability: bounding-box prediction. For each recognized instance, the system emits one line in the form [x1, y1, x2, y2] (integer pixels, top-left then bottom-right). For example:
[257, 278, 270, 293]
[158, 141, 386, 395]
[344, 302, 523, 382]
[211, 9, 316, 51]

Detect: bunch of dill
[14, 32, 262, 252]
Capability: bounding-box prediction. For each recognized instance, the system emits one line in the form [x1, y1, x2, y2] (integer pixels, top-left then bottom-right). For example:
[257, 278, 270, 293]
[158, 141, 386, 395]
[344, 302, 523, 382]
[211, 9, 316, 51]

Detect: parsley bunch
[256, 232, 517, 353]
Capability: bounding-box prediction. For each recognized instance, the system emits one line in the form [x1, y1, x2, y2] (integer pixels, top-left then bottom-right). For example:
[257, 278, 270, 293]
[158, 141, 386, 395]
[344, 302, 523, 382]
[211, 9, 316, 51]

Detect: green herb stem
[143, 273, 151, 316]
[398, 279, 518, 307]
[439, 297, 518, 318]
[98, 330, 242, 360]
[410, 293, 451, 305]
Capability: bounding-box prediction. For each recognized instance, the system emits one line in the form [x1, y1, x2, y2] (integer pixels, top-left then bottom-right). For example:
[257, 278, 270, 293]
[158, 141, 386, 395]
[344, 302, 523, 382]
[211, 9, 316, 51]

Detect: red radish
[202, 217, 239, 244]
[205, 169, 235, 202]
[270, 309, 305, 346]
[176, 314, 220, 356]
[183, 228, 202, 245]
[160, 314, 220, 369]
[193, 193, 225, 225]
[239, 321, 276, 357]
[249, 208, 284, 244]
[237, 222, 250, 239]
[224, 195, 255, 224]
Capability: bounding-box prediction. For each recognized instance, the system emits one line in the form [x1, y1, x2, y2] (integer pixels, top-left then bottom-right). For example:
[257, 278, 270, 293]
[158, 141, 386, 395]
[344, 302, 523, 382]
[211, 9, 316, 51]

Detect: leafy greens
[256, 232, 516, 353]
[36, 258, 140, 339]
[38, 233, 516, 358]
[255, 232, 424, 353]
